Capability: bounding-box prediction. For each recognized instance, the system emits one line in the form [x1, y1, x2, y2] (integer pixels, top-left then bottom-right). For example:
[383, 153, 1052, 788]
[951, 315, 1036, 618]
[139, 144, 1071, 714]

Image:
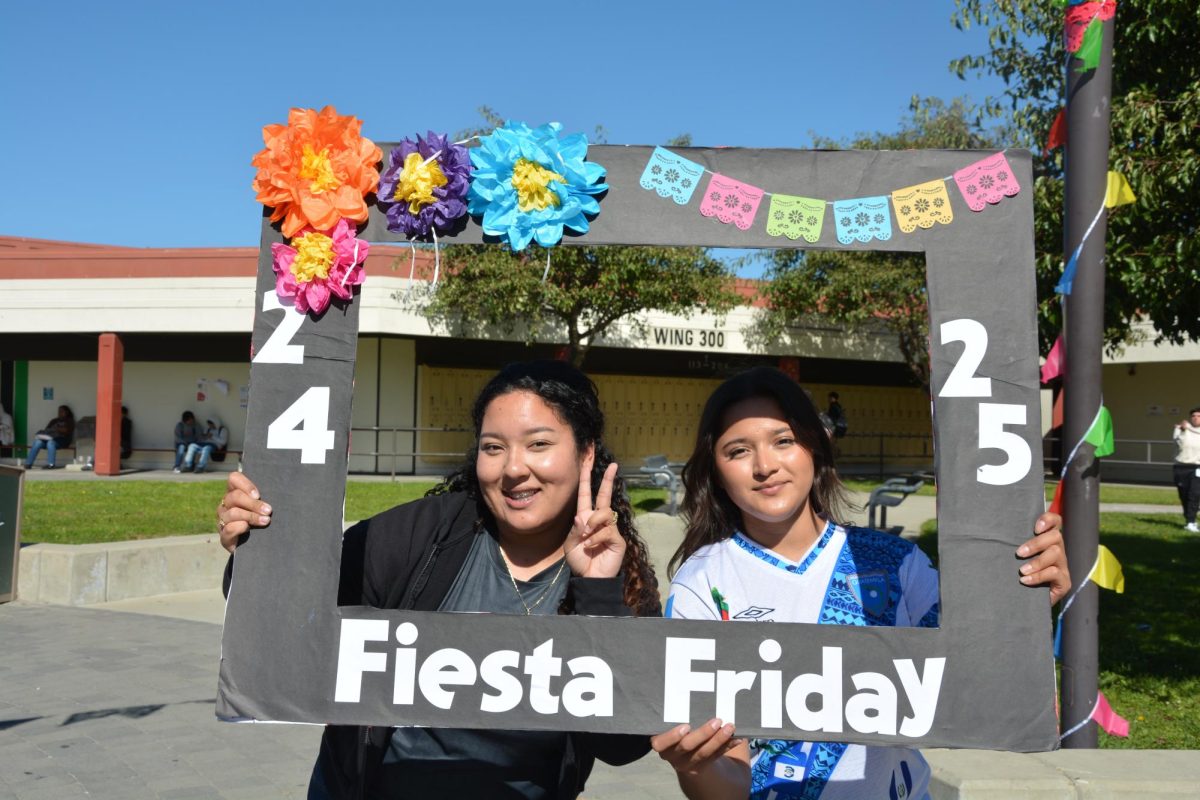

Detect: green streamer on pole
[1075, 17, 1104, 72]
[1084, 406, 1115, 457]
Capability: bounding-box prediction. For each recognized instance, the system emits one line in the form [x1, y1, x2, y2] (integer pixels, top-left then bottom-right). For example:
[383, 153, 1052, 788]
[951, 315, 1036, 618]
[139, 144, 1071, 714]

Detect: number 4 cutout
[267, 387, 336, 464]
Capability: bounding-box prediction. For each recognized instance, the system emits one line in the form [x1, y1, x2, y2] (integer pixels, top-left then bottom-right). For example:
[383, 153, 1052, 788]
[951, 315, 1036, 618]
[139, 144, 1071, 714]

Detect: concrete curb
[17, 533, 227, 605]
[926, 748, 1200, 798]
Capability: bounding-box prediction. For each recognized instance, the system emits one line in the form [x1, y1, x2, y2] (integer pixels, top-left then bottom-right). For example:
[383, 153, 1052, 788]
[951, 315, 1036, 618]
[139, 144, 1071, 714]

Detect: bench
[865, 473, 929, 535]
[638, 455, 686, 516]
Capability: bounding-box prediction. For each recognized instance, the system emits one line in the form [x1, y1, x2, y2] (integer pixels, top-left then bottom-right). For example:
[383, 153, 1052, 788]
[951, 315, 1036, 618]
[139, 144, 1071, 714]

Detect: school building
[1, 235, 1195, 483]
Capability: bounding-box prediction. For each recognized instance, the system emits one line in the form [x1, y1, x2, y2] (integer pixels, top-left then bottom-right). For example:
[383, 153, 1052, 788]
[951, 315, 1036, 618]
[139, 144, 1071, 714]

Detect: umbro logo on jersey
[733, 606, 775, 620]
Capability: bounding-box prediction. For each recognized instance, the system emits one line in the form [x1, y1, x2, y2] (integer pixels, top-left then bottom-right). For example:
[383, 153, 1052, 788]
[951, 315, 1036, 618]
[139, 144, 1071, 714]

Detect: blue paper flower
[467, 121, 607, 251]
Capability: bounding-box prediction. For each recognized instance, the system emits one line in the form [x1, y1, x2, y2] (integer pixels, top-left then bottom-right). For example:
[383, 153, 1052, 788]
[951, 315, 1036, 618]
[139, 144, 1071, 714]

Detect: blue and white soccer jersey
[665, 521, 940, 800]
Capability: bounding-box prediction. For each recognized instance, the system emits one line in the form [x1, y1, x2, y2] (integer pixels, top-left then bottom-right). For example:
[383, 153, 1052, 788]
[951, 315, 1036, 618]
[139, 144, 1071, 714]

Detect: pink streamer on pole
[1041, 335, 1065, 384]
[1093, 692, 1130, 737]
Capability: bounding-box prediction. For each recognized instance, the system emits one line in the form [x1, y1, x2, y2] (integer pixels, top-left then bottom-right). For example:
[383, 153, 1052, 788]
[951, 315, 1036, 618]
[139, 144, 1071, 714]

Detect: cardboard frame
[217, 145, 1057, 751]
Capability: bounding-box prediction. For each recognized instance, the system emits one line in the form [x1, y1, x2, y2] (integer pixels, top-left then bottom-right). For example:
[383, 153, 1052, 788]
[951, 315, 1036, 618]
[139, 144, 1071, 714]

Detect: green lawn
[18, 480, 669, 544]
[917, 512, 1199, 749]
[843, 477, 1178, 506]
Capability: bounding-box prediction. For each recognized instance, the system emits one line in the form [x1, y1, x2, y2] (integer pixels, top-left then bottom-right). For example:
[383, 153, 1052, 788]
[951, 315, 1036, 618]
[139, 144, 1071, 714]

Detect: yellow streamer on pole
[1089, 545, 1125, 593]
[1105, 172, 1136, 208]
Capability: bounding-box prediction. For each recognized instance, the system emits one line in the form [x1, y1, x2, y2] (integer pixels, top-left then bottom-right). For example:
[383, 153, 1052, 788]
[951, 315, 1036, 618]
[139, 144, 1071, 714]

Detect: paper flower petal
[466, 121, 607, 251]
[378, 132, 472, 240]
[271, 218, 369, 315]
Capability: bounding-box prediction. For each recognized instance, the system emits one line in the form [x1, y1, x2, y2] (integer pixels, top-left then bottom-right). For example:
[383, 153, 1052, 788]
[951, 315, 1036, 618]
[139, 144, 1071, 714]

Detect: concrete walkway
[5, 594, 1199, 799]
[5, 475, 1195, 798]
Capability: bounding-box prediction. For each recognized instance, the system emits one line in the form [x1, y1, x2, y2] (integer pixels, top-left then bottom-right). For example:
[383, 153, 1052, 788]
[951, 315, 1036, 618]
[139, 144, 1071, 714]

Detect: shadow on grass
[919, 515, 1200, 681]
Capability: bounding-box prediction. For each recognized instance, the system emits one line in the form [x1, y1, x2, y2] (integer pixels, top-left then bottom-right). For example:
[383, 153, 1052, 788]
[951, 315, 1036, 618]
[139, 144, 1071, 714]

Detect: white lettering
[663, 637, 716, 723]
[785, 646, 844, 733]
[896, 658, 946, 737]
[392, 622, 419, 705]
[759, 638, 783, 728]
[418, 648, 477, 710]
[845, 671, 898, 735]
[562, 656, 614, 717]
[524, 640, 562, 715]
[479, 650, 522, 713]
[334, 619, 389, 703]
[716, 669, 757, 724]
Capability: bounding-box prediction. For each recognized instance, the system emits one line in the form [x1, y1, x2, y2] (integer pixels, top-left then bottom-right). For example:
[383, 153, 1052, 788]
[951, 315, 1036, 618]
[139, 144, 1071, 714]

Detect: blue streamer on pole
[1056, 201, 1106, 295]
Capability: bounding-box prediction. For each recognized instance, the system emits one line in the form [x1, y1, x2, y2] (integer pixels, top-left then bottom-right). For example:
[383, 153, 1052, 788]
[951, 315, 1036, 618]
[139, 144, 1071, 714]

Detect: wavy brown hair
[430, 360, 660, 617]
[669, 367, 851, 577]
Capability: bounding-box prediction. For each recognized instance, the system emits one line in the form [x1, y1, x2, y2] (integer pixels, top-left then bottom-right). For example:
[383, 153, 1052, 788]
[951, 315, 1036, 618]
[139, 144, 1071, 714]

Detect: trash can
[0, 465, 24, 603]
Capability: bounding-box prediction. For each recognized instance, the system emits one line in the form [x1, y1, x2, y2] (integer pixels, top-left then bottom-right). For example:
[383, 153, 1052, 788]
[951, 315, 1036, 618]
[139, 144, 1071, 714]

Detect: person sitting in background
[24, 405, 75, 470]
[172, 411, 197, 473]
[0, 403, 14, 458]
[120, 406, 133, 461]
[182, 415, 227, 473]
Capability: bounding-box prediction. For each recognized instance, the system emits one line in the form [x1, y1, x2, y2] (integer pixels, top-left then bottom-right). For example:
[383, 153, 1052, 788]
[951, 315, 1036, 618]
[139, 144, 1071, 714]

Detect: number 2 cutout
[254, 290, 306, 364]
[938, 319, 1031, 485]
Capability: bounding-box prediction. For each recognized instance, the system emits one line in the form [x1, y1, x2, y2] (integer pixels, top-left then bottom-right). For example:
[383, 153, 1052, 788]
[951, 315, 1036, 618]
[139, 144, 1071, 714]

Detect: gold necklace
[498, 545, 568, 616]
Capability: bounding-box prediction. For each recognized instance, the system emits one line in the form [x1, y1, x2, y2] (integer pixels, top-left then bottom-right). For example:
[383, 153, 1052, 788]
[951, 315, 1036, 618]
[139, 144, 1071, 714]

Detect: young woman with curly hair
[217, 360, 659, 799]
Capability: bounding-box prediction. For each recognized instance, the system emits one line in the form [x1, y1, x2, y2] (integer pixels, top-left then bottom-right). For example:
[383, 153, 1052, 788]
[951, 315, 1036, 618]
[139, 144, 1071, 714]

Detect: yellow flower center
[395, 152, 448, 214]
[511, 158, 565, 212]
[290, 232, 335, 284]
[299, 145, 340, 194]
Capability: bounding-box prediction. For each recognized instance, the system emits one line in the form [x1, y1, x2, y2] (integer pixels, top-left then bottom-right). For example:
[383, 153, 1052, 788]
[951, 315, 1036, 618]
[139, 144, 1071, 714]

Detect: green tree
[422, 113, 736, 368]
[951, 0, 1200, 353]
[422, 243, 739, 368]
[759, 99, 995, 390]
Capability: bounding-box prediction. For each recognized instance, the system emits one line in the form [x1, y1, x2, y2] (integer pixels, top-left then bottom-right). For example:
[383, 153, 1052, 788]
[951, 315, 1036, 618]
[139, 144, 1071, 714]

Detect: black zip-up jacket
[302, 490, 653, 798]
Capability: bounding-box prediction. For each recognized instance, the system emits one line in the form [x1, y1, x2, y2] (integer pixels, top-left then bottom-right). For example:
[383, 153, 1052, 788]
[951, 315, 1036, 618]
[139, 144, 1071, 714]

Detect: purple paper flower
[378, 131, 472, 239]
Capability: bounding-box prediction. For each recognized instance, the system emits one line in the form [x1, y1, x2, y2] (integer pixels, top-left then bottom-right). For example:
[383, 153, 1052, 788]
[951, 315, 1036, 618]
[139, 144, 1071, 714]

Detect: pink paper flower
[271, 218, 369, 315]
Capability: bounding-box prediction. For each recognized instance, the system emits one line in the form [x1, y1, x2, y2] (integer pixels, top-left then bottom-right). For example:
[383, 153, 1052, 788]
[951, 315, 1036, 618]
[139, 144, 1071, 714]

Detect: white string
[542, 250, 552, 282]
[1059, 695, 1099, 741]
[340, 240, 360, 288]
[656, 147, 1009, 206]
[1063, 201, 1107, 275]
[406, 238, 417, 293]
[1059, 402, 1105, 479]
[431, 229, 440, 286]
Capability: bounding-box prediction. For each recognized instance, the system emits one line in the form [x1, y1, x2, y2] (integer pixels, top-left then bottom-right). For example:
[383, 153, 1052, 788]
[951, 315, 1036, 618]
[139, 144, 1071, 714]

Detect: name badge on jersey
[848, 570, 889, 616]
[772, 749, 807, 783]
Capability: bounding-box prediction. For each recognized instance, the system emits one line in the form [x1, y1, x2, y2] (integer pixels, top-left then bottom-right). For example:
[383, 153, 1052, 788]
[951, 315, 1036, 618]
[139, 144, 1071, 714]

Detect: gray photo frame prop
[217, 145, 1057, 751]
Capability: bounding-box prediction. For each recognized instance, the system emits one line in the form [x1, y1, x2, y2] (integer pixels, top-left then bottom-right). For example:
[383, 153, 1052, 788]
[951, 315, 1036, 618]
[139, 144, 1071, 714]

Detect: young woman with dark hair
[217, 360, 658, 799]
[651, 367, 1068, 800]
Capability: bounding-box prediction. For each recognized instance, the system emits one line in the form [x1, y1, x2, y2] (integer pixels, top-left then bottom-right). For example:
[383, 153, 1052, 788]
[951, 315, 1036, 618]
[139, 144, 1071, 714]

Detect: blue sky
[1, 1, 1006, 263]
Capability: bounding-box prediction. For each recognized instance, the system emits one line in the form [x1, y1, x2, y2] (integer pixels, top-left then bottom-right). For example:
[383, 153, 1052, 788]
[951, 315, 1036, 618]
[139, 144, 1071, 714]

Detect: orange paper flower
[251, 106, 382, 238]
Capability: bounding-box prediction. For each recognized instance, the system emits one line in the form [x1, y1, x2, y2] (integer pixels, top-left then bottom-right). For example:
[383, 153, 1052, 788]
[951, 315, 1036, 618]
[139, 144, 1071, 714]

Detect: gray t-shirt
[382, 531, 572, 798]
[438, 527, 570, 615]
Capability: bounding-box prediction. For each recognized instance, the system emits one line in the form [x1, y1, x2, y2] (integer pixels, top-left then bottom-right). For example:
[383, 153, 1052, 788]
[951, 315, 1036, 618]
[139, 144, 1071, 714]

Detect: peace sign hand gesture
[563, 458, 626, 579]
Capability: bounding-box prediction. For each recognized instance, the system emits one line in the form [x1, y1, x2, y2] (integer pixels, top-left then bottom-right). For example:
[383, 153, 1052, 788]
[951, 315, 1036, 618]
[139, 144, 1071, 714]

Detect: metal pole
[1060, 14, 1115, 749]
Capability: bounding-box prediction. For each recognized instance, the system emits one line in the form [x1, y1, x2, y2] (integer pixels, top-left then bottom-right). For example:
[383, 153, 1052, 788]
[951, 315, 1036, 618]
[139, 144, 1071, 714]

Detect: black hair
[670, 366, 850, 577]
[430, 360, 659, 616]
